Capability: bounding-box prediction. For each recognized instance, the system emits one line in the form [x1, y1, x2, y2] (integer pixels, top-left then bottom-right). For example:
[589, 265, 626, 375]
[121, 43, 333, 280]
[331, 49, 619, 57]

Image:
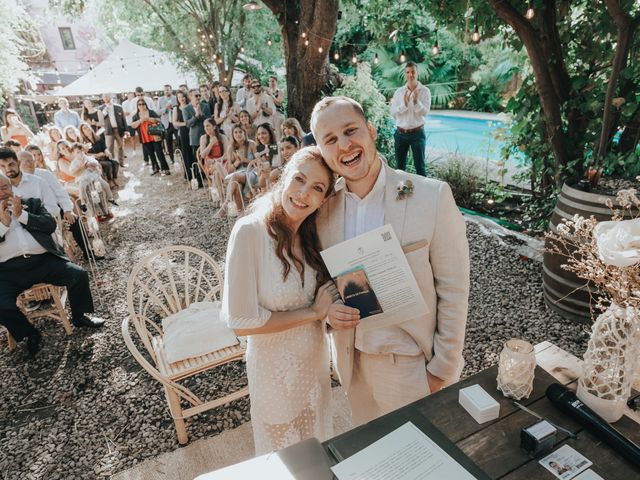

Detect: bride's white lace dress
[222, 214, 333, 455]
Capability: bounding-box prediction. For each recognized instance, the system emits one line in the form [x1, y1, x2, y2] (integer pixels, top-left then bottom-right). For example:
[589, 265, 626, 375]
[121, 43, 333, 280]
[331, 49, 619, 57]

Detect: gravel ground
[0, 154, 589, 479]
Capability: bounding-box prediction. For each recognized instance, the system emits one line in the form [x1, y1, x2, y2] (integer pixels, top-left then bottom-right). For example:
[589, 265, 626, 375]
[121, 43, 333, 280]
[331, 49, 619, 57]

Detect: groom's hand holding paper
[321, 225, 429, 332]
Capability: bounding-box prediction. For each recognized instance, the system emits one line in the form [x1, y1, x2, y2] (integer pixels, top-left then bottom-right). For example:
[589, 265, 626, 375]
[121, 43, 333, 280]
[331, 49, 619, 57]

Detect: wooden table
[197, 342, 640, 479]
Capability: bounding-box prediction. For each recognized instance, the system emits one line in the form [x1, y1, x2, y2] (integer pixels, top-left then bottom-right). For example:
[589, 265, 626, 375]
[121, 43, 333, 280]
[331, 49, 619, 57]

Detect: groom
[312, 96, 470, 426]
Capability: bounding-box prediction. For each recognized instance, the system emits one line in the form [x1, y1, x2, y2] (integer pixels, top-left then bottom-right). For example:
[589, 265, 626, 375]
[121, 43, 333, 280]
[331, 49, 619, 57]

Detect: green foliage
[333, 62, 395, 162]
[429, 156, 482, 209]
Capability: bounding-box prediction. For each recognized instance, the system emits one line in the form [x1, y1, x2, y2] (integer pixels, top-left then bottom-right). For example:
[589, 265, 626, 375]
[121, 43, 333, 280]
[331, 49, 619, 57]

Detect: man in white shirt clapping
[389, 62, 431, 177]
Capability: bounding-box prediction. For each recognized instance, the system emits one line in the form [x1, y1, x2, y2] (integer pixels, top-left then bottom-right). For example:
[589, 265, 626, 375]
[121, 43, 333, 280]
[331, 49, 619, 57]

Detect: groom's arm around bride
[312, 96, 470, 426]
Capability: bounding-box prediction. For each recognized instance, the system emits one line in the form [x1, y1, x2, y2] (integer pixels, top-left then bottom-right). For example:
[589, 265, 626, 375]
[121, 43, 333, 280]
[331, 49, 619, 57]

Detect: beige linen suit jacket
[316, 163, 470, 391]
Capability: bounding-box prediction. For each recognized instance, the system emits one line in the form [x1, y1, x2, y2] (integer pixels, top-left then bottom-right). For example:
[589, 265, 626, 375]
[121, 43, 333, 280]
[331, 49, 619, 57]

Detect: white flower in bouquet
[594, 218, 640, 267]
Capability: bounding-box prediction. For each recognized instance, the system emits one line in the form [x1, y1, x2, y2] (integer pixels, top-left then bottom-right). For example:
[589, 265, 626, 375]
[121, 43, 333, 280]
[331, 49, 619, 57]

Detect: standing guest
[255, 123, 279, 191]
[199, 84, 213, 118]
[0, 148, 58, 216]
[211, 81, 221, 109]
[246, 81, 276, 130]
[183, 89, 210, 187]
[270, 135, 299, 185]
[47, 127, 63, 162]
[135, 86, 155, 110]
[198, 118, 226, 178]
[221, 148, 338, 454]
[101, 93, 127, 167]
[19, 148, 95, 260]
[172, 91, 191, 179]
[122, 92, 136, 128]
[311, 96, 468, 426]
[281, 118, 305, 144]
[53, 98, 82, 130]
[238, 109, 256, 141]
[389, 61, 431, 176]
[157, 84, 177, 163]
[131, 99, 170, 176]
[63, 126, 81, 144]
[79, 124, 119, 188]
[81, 99, 104, 133]
[0, 171, 105, 357]
[1, 109, 34, 148]
[266, 76, 285, 137]
[178, 84, 189, 94]
[235, 74, 253, 109]
[214, 85, 239, 136]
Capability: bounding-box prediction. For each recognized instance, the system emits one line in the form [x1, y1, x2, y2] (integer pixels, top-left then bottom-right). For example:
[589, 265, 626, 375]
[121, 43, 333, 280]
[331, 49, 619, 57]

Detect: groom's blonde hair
[309, 96, 367, 137]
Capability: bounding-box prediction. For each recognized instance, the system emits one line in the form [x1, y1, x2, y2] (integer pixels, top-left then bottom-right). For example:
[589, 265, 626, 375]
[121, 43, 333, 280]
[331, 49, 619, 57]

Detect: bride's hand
[312, 281, 340, 320]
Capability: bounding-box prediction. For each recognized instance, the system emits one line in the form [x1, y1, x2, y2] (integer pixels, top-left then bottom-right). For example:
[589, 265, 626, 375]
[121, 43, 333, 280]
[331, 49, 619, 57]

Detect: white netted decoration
[497, 339, 537, 400]
[577, 303, 640, 422]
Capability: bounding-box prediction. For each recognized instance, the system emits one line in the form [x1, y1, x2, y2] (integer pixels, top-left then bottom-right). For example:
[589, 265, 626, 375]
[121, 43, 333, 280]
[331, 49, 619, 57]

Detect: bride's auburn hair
[261, 147, 336, 286]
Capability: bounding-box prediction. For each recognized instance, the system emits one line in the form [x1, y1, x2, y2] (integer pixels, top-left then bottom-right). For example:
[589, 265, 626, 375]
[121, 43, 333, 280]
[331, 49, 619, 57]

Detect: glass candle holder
[497, 339, 536, 400]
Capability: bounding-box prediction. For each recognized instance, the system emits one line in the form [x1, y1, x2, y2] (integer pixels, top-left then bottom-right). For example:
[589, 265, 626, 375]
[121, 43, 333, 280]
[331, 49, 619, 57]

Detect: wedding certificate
[330, 422, 477, 480]
[320, 225, 428, 332]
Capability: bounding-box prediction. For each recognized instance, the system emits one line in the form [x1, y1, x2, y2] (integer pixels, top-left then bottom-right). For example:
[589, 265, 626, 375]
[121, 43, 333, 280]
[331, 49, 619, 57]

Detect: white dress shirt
[12, 173, 59, 217]
[157, 95, 177, 128]
[34, 168, 73, 213]
[246, 93, 276, 128]
[390, 82, 432, 130]
[235, 87, 251, 109]
[0, 212, 47, 262]
[343, 165, 421, 356]
[122, 98, 134, 125]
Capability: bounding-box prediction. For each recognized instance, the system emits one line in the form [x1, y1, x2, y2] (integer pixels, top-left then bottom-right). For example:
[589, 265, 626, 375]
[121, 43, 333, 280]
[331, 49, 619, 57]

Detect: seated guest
[215, 126, 258, 218]
[4, 139, 22, 154]
[24, 145, 51, 170]
[68, 143, 114, 221]
[0, 172, 104, 357]
[47, 127, 63, 162]
[63, 125, 81, 144]
[81, 99, 104, 133]
[198, 118, 226, 178]
[0, 148, 58, 216]
[79, 123, 119, 188]
[238, 109, 255, 141]
[281, 118, 305, 144]
[1, 109, 34, 148]
[254, 123, 279, 191]
[18, 149, 96, 260]
[269, 135, 299, 185]
[55, 140, 78, 185]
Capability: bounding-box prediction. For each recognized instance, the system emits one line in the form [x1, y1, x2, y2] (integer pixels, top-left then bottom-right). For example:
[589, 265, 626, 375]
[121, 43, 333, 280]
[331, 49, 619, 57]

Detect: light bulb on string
[240, 46, 245, 53]
[304, 39, 309, 47]
[431, 30, 440, 56]
[217, 57, 222, 64]
[374, 53, 379, 64]
[399, 51, 406, 63]
[333, 52, 339, 61]
[267, 38, 272, 46]
[301, 32, 307, 38]
[201, 34, 205, 40]
[351, 53, 357, 64]
[209, 34, 213, 39]
[318, 46, 323, 53]
[525, 2, 535, 19]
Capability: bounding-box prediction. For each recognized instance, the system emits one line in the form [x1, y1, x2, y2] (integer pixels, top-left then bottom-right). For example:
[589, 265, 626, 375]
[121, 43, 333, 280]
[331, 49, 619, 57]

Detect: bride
[222, 147, 339, 455]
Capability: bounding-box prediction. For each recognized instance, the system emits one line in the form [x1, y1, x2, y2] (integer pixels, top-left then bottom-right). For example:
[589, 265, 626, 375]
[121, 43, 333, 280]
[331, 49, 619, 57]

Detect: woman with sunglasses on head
[81, 99, 104, 134]
[1, 109, 34, 147]
[131, 99, 171, 176]
[80, 123, 119, 188]
[214, 85, 239, 137]
[222, 147, 338, 455]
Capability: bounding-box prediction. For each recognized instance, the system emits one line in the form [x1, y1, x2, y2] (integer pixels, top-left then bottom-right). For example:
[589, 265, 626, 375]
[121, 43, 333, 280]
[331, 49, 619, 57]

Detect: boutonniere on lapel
[396, 179, 414, 201]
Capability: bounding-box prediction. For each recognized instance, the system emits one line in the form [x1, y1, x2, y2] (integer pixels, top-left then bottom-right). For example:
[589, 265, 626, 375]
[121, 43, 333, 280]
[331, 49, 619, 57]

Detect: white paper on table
[320, 225, 428, 332]
[573, 470, 604, 480]
[330, 422, 476, 480]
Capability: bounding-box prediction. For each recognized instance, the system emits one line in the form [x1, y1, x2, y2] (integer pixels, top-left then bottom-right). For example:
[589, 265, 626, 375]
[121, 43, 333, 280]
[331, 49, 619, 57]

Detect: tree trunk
[262, 0, 338, 129]
[487, 0, 570, 186]
[596, 2, 640, 164]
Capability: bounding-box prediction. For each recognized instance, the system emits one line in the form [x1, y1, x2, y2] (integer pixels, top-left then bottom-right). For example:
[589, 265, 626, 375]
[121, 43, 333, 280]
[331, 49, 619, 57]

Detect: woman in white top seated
[222, 147, 338, 455]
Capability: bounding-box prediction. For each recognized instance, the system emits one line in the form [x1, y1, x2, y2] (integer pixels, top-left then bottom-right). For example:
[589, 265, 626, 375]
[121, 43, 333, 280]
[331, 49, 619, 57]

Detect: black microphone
[546, 383, 640, 467]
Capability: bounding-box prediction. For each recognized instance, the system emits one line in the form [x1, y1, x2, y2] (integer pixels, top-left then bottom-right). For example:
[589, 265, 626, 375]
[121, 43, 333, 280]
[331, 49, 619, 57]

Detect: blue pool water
[424, 113, 513, 162]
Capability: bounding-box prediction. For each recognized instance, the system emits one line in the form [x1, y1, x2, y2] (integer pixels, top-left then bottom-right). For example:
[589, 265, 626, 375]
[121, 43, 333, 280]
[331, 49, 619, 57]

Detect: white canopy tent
[55, 39, 203, 96]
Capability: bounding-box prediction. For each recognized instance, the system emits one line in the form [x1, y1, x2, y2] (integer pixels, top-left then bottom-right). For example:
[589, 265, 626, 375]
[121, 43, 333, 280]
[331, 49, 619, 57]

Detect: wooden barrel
[542, 183, 633, 323]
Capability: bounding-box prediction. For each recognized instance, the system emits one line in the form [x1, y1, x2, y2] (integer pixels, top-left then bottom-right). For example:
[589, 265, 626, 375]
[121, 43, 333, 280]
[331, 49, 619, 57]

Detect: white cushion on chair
[162, 301, 239, 364]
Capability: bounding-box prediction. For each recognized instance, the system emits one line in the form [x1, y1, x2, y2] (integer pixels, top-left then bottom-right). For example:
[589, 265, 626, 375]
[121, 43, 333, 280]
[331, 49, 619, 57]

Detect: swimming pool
[424, 112, 511, 162]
